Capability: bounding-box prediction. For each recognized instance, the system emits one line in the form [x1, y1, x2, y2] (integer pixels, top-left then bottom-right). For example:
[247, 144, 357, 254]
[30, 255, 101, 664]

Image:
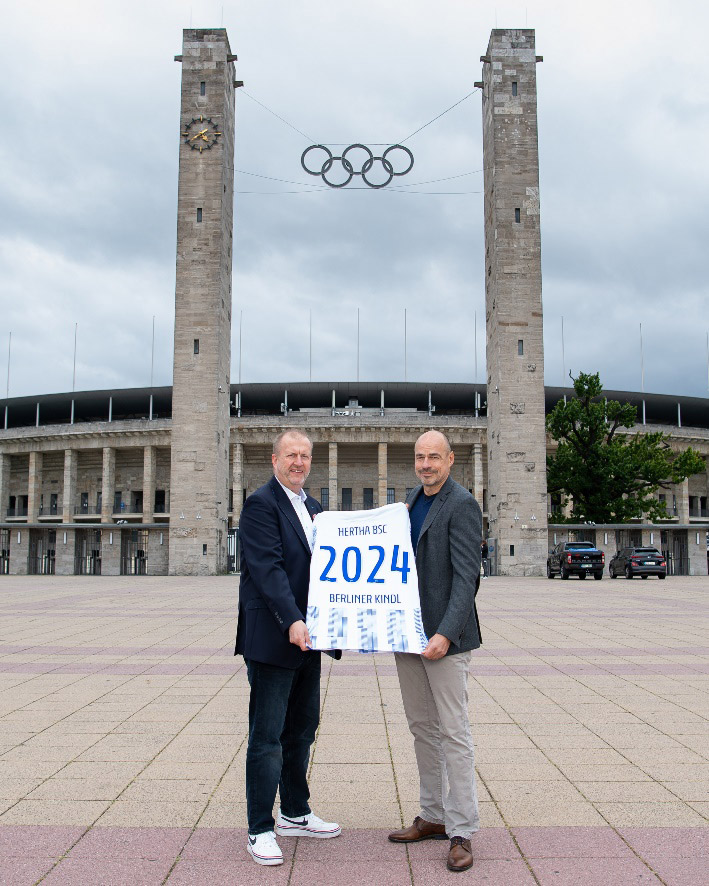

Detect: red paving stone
[527, 857, 663, 884]
[0, 825, 85, 857]
[645, 858, 709, 886]
[289, 860, 413, 886]
[69, 826, 192, 858]
[42, 856, 175, 885]
[167, 860, 292, 885]
[512, 826, 635, 858]
[293, 827, 399, 860]
[180, 827, 249, 860]
[410, 858, 537, 883]
[0, 857, 58, 885]
[618, 826, 709, 860]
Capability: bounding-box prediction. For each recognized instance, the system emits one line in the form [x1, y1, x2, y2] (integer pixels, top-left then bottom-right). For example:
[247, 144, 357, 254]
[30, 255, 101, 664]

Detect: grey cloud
[1, 0, 707, 405]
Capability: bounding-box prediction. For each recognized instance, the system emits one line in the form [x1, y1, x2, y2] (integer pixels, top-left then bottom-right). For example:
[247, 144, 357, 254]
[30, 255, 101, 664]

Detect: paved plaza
[0, 575, 707, 884]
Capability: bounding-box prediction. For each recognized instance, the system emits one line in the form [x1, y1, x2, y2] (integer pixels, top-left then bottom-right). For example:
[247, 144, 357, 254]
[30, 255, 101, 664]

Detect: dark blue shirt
[409, 491, 437, 553]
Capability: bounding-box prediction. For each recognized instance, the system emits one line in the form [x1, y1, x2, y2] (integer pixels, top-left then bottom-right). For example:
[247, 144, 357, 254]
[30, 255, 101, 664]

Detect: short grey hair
[272, 429, 312, 456]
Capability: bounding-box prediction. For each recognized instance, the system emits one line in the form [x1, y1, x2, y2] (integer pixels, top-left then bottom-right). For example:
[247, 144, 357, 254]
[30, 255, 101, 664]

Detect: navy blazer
[235, 475, 324, 668]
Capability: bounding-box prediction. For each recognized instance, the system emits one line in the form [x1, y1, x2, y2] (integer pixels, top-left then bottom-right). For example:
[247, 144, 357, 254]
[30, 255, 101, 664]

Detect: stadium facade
[1, 29, 707, 578]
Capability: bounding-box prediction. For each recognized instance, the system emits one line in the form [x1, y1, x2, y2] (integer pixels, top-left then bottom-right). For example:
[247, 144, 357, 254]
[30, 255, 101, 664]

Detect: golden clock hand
[190, 128, 209, 141]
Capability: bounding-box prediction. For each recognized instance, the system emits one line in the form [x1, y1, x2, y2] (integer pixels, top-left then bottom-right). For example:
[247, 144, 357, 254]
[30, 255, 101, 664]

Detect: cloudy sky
[1, 0, 708, 401]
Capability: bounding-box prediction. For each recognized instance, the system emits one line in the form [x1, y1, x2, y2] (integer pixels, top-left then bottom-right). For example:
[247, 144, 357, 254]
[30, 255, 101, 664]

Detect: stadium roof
[2, 383, 707, 431]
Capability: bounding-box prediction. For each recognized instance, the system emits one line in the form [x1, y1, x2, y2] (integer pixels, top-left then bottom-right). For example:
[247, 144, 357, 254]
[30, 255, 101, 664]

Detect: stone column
[28, 451, 43, 522]
[9, 527, 29, 575]
[329, 443, 338, 511]
[101, 448, 115, 523]
[480, 29, 548, 575]
[595, 529, 614, 570]
[688, 527, 709, 576]
[168, 29, 236, 576]
[232, 442, 244, 522]
[0, 452, 10, 519]
[377, 443, 388, 507]
[677, 478, 690, 524]
[55, 528, 76, 576]
[62, 449, 77, 523]
[148, 529, 169, 575]
[143, 445, 156, 522]
[102, 528, 121, 576]
[472, 442, 484, 511]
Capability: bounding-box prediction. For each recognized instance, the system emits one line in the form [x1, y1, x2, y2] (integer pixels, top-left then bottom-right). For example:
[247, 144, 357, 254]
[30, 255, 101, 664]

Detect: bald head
[415, 430, 451, 454]
[414, 431, 454, 496]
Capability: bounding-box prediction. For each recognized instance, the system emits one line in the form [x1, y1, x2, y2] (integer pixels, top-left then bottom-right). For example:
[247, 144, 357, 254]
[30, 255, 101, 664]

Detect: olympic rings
[301, 143, 414, 188]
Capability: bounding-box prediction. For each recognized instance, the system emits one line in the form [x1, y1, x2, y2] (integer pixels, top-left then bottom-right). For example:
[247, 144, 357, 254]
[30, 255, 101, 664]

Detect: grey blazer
[406, 476, 483, 655]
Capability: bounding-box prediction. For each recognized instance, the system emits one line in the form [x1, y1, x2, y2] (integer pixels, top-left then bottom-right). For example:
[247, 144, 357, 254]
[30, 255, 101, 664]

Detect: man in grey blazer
[388, 430, 482, 873]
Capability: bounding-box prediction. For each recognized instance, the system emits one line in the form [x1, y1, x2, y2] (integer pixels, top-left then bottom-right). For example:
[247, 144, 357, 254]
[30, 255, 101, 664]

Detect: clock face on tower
[181, 116, 222, 152]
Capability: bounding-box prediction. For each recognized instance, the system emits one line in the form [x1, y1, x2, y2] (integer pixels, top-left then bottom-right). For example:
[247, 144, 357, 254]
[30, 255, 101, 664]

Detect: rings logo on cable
[301, 144, 414, 188]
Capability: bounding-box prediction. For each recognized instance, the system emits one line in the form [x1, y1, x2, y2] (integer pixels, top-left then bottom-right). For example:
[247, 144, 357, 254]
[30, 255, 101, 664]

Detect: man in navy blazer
[235, 429, 341, 867]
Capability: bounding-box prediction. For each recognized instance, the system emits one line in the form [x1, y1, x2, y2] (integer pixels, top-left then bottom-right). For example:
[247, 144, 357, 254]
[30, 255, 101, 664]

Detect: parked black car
[609, 547, 666, 579]
[547, 542, 605, 580]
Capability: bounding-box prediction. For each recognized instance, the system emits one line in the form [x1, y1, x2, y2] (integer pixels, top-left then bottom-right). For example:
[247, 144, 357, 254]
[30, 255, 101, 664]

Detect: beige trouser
[394, 650, 479, 840]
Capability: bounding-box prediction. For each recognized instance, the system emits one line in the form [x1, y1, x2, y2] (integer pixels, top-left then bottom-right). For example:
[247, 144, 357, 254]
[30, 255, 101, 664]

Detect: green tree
[546, 372, 705, 523]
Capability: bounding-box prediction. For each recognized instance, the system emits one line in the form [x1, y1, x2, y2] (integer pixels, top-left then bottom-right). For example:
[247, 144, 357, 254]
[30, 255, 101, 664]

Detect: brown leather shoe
[447, 836, 474, 872]
[388, 816, 447, 843]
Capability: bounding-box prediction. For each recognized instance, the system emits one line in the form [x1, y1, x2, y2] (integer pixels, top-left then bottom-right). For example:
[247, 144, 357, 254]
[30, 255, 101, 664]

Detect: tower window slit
[193, 339, 199, 355]
[196, 208, 202, 223]
[514, 207, 521, 223]
[200, 81, 206, 96]
[512, 81, 518, 96]
[518, 339, 524, 356]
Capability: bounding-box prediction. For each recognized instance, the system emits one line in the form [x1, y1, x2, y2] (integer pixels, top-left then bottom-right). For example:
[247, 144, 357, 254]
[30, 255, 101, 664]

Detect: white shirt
[276, 478, 314, 551]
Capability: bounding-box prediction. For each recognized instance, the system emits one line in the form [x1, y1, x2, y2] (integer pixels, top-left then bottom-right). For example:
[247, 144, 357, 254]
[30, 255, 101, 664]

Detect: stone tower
[169, 29, 236, 575]
[479, 29, 548, 575]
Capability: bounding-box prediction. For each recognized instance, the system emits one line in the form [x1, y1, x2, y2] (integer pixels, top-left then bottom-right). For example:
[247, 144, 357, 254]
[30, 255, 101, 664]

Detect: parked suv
[609, 547, 666, 579]
[547, 542, 604, 580]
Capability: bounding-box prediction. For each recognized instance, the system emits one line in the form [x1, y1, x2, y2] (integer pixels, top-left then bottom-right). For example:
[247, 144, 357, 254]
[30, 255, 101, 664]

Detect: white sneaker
[246, 831, 284, 865]
[275, 809, 341, 838]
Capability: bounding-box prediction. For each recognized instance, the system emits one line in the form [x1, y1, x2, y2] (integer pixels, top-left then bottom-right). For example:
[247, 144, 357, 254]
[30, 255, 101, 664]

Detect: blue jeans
[245, 652, 321, 835]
